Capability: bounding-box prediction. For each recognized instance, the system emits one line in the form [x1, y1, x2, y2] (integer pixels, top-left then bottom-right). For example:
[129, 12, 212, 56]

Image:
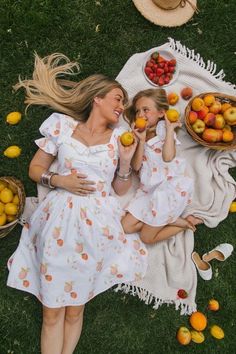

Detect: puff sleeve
[35, 113, 68, 156]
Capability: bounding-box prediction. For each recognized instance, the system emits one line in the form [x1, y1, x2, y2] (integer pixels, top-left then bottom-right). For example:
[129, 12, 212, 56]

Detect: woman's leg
[140, 223, 192, 244]
[41, 306, 65, 354]
[61, 305, 85, 354]
[121, 212, 143, 233]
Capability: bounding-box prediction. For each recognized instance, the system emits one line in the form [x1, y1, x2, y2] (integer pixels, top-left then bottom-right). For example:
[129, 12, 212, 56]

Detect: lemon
[0, 187, 14, 203]
[120, 132, 134, 146]
[229, 201, 236, 213]
[210, 325, 224, 340]
[12, 194, 20, 205]
[7, 214, 16, 222]
[0, 181, 8, 192]
[6, 111, 22, 125]
[0, 213, 7, 226]
[0, 202, 5, 215]
[5, 202, 18, 216]
[4, 145, 21, 158]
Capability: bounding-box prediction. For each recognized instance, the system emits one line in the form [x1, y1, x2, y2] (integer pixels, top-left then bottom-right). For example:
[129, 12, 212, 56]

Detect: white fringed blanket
[114, 38, 236, 315]
[22, 38, 236, 315]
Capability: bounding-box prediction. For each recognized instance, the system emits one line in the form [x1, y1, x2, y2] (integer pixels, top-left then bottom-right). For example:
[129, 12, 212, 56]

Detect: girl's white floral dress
[7, 113, 148, 308]
[127, 120, 194, 226]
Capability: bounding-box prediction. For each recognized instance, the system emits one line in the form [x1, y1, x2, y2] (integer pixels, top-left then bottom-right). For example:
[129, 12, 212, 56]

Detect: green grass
[0, 0, 235, 353]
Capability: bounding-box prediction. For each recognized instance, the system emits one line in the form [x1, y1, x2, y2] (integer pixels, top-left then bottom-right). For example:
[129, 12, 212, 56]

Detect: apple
[209, 100, 222, 114]
[215, 129, 223, 142]
[197, 106, 209, 120]
[223, 107, 236, 125]
[213, 114, 225, 129]
[192, 119, 205, 134]
[204, 113, 215, 127]
[222, 130, 234, 142]
[167, 92, 179, 105]
[203, 94, 215, 107]
[188, 111, 198, 124]
[181, 87, 193, 100]
[192, 97, 205, 111]
[202, 128, 219, 143]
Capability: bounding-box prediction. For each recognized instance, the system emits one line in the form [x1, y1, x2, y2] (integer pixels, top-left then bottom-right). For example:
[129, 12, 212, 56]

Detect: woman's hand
[54, 169, 96, 196]
[117, 134, 138, 166]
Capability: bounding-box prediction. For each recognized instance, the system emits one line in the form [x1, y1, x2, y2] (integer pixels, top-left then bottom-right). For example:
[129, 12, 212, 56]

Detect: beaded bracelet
[116, 167, 132, 181]
[40, 171, 59, 189]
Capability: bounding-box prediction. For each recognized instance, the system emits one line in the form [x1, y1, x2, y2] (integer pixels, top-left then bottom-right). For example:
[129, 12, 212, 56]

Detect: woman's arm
[112, 136, 138, 196]
[29, 149, 96, 194]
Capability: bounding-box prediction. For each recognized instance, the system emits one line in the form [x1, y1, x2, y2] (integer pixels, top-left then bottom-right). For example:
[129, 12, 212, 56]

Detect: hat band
[152, 0, 199, 13]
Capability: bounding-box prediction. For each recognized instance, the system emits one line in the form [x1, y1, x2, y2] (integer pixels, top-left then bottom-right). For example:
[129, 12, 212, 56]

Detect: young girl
[121, 88, 202, 244]
[7, 54, 148, 354]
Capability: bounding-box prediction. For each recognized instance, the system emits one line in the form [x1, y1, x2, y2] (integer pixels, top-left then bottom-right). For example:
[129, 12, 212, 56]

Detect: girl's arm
[162, 116, 182, 162]
[131, 127, 147, 172]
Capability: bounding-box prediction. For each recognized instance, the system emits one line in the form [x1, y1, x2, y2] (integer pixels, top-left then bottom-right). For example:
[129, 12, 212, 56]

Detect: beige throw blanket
[21, 38, 236, 315]
[114, 38, 236, 315]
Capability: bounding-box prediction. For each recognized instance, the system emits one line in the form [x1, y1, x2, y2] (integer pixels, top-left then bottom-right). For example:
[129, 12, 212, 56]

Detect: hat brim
[133, 0, 197, 27]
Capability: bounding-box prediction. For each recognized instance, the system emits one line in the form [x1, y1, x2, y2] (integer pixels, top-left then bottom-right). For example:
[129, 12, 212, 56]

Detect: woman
[7, 53, 148, 354]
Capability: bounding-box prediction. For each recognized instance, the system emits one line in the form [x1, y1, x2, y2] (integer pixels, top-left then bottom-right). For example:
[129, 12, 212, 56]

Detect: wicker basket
[185, 92, 236, 150]
[0, 176, 26, 239]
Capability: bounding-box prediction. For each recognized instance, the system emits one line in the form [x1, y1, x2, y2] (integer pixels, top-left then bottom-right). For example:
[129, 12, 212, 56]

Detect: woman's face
[135, 96, 163, 128]
[95, 88, 125, 124]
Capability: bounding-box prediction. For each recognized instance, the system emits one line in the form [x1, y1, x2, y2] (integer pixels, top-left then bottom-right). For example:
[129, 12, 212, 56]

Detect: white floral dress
[127, 121, 193, 226]
[7, 113, 148, 308]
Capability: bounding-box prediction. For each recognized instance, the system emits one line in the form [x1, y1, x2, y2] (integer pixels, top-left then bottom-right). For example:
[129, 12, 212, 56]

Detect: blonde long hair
[14, 53, 128, 121]
[125, 88, 169, 126]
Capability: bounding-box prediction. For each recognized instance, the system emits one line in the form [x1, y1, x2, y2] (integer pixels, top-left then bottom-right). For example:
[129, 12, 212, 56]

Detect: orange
[135, 117, 147, 130]
[166, 109, 180, 122]
[189, 311, 207, 331]
[120, 131, 134, 146]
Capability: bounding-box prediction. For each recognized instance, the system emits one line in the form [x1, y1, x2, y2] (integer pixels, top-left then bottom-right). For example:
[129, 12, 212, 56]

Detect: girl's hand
[131, 123, 147, 144]
[58, 169, 96, 195]
[164, 114, 182, 130]
[118, 135, 138, 164]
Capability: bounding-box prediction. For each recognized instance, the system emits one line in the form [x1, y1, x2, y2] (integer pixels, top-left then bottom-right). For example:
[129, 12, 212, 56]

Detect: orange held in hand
[189, 311, 207, 331]
[135, 117, 147, 131]
[166, 109, 180, 122]
[120, 131, 134, 146]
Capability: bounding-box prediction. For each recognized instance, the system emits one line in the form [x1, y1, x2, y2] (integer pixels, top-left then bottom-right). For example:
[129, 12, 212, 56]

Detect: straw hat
[133, 0, 198, 27]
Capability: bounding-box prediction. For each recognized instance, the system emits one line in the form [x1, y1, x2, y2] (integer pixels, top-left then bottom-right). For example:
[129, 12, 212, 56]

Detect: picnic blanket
[21, 38, 236, 315]
[114, 38, 236, 315]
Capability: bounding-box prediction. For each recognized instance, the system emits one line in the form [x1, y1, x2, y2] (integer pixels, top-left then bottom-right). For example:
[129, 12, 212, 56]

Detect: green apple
[192, 119, 206, 134]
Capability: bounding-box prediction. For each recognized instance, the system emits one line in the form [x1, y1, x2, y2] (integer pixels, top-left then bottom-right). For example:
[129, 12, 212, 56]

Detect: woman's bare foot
[171, 217, 196, 231]
[186, 215, 203, 226]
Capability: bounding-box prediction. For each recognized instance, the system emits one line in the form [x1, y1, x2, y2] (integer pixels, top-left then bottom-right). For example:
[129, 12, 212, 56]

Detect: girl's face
[135, 96, 164, 128]
[95, 88, 125, 124]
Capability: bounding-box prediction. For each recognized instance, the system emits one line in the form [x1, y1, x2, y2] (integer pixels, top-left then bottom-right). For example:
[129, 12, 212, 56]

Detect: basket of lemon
[0, 176, 26, 238]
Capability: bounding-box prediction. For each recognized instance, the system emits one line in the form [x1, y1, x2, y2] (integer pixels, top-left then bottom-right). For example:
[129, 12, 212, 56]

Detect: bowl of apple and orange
[185, 92, 236, 150]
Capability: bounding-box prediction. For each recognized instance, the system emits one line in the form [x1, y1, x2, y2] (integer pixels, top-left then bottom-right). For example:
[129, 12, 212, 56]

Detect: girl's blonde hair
[14, 53, 128, 121]
[125, 88, 169, 126]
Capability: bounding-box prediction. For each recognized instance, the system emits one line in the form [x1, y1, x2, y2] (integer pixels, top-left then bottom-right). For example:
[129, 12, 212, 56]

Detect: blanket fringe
[168, 37, 236, 89]
[115, 284, 197, 316]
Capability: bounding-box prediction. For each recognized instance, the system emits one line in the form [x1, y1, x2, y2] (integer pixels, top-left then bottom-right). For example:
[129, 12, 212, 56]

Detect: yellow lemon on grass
[12, 194, 20, 205]
[229, 201, 236, 212]
[0, 181, 8, 192]
[0, 213, 7, 226]
[166, 109, 180, 122]
[0, 188, 14, 203]
[120, 132, 134, 146]
[4, 145, 21, 158]
[191, 330, 205, 343]
[210, 325, 224, 339]
[4, 202, 18, 216]
[0, 202, 5, 215]
[6, 111, 22, 125]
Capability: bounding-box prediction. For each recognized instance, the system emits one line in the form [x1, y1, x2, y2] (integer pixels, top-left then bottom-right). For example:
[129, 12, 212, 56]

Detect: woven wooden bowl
[0, 176, 26, 239]
[185, 92, 236, 150]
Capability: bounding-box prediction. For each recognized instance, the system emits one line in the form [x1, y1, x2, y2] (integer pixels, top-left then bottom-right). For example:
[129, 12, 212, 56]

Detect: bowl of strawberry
[143, 50, 179, 87]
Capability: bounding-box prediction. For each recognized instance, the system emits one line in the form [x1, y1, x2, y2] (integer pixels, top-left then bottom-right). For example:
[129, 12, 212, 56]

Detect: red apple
[202, 128, 218, 143]
[204, 113, 216, 127]
[197, 106, 209, 120]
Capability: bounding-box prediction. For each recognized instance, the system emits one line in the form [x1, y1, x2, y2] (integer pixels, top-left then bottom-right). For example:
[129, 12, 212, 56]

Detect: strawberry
[164, 76, 170, 84]
[157, 55, 165, 63]
[145, 67, 153, 75]
[158, 76, 165, 86]
[151, 51, 159, 60]
[158, 62, 165, 68]
[156, 68, 164, 77]
[168, 66, 175, 73]
[164, 64, 169, 73]
[169, 58, 176, 66]
[148, 72, 155, 80]
[146, 60, 154, 68]
[177, 289, 188, 299]
[153, 76, 159, 84]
